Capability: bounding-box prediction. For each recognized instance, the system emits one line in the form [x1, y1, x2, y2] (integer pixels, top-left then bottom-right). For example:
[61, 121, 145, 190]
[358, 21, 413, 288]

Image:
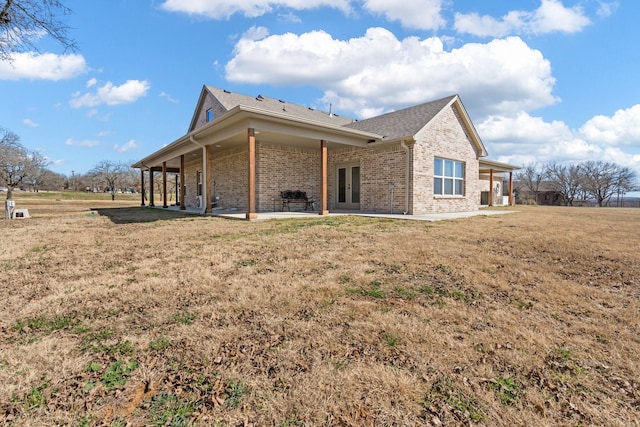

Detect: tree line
[1, 128, 142, 201]
[515, 161, 639, 207]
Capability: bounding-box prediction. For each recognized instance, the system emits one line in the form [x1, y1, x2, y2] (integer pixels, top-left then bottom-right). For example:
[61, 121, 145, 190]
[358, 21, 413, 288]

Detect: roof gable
[187, 86, 227, 133]
[190, 86, 356, 128]
[344, 95, 456, 139]
[346, 95, 487, 156]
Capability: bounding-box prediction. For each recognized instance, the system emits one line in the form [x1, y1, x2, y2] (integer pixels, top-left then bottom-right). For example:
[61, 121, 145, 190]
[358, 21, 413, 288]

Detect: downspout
[400, 140, 410, 215]
[190, 135, 207, 214]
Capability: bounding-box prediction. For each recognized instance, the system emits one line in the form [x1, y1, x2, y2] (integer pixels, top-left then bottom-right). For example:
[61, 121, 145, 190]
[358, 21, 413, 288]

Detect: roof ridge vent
[256, 95, 264, 101]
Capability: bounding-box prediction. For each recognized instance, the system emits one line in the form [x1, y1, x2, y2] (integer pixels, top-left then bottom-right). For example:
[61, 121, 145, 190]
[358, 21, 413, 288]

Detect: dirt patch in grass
[1, 203, 639, 425]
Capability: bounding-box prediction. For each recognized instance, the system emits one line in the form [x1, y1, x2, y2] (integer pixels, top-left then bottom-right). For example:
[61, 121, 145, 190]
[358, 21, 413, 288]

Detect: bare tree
[0, 0, 76, 61]
[580, 160, 635, 207]
[88, 160, 125, 201]
[36, 168, 66, 191]
[0, 128, 48, 200]
[515, 163, 543, 204]
[544, 162, 583, 206]
[120, 164, 141, 193]
[613, 165, 638, 206]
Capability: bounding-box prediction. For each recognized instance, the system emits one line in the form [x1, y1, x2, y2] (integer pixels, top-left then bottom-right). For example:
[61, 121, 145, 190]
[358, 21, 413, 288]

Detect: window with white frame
[206, 108, 213, 122]
[434, 157, 465, 196]
[196, 171, 202, 196]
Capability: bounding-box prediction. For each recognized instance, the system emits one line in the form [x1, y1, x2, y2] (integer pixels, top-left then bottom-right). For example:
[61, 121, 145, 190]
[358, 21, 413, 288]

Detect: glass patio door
[336, 164, 360, 210]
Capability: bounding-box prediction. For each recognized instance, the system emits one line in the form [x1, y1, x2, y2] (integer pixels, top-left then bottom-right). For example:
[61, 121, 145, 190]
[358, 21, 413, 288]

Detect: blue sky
[1, 0, 639, 181]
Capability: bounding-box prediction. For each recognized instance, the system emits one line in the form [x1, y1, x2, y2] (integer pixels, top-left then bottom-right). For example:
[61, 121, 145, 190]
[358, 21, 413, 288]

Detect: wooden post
[320, 139, 329, 216]
[489, 169, 494, 207]
[162, 162, 168, 208]
[149, 170, 155, 207]
[179, 155, 186, 211]
[246, 128, 258, 220]
[509, 171, 514, 206]
[205, 145, 213, 214]
[140, 170, 145, 206]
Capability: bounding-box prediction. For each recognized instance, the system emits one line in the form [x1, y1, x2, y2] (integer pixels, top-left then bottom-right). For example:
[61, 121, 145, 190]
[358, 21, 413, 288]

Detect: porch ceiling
[143, 131, 358, 170]
[479, 159, 520, 173]
[134, 105, 382, 171]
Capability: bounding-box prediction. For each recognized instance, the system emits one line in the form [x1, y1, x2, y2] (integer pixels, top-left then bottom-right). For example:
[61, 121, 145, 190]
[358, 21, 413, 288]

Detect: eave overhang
[133, 105, 383, 170]
[479, 159, 521, 173]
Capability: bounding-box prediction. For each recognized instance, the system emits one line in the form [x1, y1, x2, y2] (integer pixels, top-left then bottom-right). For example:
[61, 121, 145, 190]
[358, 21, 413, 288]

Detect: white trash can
[5, 200, 15, 219]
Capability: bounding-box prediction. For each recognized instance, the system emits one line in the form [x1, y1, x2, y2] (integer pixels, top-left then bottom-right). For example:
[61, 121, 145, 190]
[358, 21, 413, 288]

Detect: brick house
[133, 86, 518, 218]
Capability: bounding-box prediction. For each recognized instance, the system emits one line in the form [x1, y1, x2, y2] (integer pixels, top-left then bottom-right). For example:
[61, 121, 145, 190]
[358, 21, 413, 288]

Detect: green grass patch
[101, 360, 138, 391]
[225, 379, 250, 409]
[424, 376, 484, 422]
[394, 286, 417, 299]
[488, 377, 524, 406]
[14, 314, 82, 334]
[23, 381, 50, 410]
[384, 333, 400, 348]
[149, 393, 196, 426]
[173, 311, 197, 325]
[149, 336, 171, 351]
[235, 259, 255, 267]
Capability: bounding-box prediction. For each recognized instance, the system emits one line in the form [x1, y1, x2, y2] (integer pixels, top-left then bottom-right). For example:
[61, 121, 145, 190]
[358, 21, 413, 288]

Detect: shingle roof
[206, 86, 355, 127]
[344, 95, 457, 140]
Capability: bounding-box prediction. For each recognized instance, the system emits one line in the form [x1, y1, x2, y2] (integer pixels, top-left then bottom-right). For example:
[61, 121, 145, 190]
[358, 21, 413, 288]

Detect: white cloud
[0, 52, 87, 81]
[65, 138, 100, 148]
[596, 1, 619, 17]
[160, 0, 351, 19]
[97, 130, 111, 137]
[278, 12, 302, 23]
[478, 111, 640, 178]
[454, 0, 591, 37]
[362, 0, 446, 30]
[160, 91, 179, 103]
[86, 77, 98, 88]
[579, 105, 640, 146]
[70, 80, 150, 108]
[226, 28, 557, 118]
[114, 140, 138, 153]
[23, 118, 39, 128]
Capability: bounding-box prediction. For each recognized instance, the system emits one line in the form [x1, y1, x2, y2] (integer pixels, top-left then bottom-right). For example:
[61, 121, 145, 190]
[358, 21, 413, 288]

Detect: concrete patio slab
[149, 205, 514, 222]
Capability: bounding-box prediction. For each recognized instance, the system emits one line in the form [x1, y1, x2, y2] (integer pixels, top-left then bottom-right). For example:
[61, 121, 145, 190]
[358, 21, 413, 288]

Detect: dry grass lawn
[1, 196, 639, 426]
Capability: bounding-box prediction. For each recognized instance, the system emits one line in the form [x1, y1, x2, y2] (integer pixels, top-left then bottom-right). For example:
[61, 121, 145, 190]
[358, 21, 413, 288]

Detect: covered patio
[479, 159, 520, 207]
[132, 105, 382, 220]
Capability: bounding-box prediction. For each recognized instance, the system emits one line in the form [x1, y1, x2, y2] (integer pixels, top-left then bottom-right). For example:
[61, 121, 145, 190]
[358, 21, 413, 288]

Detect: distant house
[514, 181, 567, 206]
[133, 86, 518, 218]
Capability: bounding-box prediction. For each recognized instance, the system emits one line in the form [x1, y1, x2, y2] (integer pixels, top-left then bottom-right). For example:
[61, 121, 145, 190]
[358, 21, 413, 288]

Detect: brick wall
[182, 104, 483, 214]
[183, 155, 200, 208]
[191, 93, 227, 131]
[256, 143, 320, 211]
[212, 147, 248, 210]
[329, 143, 408, 213]
[183, 147, 248, 210]
[412, 105, 482, 214]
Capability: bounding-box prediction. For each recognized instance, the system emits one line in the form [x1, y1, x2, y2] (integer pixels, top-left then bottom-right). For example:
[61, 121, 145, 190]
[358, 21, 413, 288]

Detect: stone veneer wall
[412, 105, 481, 214]
[256, 143, 320, 212]
[328, 143, 408, 213]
